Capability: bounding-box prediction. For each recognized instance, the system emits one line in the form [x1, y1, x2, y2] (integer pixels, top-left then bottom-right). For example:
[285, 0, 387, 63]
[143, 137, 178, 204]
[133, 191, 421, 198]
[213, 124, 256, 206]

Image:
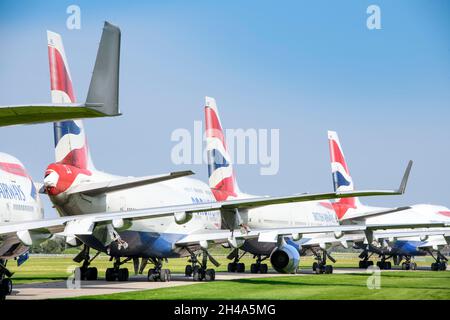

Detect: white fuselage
[0, 152, 44, 259]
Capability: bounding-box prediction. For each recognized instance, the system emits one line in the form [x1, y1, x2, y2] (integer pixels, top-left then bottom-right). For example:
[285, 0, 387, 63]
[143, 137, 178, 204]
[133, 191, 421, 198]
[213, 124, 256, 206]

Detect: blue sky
[0, 0, 449, 218]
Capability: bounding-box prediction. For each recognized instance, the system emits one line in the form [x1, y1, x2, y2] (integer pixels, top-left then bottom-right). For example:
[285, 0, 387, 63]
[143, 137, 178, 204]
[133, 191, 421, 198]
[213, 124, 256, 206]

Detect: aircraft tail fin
[327, 130, 361, 219]
[48, 30, 93, 170]
[205, 97, 240, 201]
[47, 21, 120, 170]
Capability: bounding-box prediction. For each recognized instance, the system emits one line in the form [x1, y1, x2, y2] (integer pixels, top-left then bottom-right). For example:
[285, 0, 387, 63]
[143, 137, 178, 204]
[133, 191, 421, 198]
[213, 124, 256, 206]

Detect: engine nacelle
[270, 244, 300, 274]
[174, 211, 193, 225]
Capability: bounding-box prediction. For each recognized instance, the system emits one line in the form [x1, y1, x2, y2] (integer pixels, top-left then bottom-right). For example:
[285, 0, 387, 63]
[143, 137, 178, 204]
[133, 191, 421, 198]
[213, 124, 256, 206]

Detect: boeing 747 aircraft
[35, 29, 410, 283]
[203, 97, 450, 274]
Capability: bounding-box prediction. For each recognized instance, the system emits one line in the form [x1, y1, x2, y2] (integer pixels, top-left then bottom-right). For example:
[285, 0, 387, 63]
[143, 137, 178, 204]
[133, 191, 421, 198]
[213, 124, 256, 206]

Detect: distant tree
[29, 237, 66, 254]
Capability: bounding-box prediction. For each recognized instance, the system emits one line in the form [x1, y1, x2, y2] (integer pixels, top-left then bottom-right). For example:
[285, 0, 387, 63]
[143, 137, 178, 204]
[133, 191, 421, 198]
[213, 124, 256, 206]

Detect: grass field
[7, 253, 450, 301]
[71, 271, 450, 300]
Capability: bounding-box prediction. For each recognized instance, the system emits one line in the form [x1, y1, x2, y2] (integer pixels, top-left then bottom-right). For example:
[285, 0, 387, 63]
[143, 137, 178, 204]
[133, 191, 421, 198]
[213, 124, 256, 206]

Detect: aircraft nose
[44, 170, 59, 188]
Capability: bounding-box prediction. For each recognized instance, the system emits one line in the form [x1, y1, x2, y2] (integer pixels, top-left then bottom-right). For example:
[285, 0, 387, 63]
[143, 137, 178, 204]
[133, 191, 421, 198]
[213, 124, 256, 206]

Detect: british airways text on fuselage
[0, 182, 26, 201]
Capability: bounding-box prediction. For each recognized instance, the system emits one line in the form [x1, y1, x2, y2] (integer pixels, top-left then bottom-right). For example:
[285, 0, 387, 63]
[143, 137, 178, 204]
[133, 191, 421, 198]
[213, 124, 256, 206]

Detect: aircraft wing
[340, 206, 412, 221]
[221, 160, 412, 210]
[0, 160, 415, 244]
[366, 222, 450, 230]
[174, 225, 367, 246]
[373, 228, 450, 240]
[42, 171, 195, 196]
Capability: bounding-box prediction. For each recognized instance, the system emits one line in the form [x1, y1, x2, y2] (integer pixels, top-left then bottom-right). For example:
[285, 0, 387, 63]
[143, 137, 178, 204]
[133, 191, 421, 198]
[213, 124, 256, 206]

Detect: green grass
[8, 253, 450, 300]
[71, 272, 450, 300]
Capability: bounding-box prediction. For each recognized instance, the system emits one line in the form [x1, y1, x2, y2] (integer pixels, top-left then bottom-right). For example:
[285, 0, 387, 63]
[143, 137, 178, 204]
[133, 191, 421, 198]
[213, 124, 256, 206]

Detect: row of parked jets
[0, 22, 449, 298]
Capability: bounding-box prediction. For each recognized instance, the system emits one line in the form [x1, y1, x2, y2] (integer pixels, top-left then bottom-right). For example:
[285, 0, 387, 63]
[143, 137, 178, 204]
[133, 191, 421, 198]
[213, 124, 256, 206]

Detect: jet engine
[270, 243, 300, 273]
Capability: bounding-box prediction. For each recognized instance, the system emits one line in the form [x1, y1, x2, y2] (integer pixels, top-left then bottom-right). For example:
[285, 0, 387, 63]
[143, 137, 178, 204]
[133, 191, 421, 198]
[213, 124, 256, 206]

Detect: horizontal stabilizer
[0, 104, 118, 127]
[0, 21, 121, 127]
[61, 171, 194, 196]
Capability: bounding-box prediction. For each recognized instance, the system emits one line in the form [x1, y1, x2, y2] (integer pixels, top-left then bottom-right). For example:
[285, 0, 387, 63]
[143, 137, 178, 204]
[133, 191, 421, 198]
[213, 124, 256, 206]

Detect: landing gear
[250, 255, 269, 274]
[148, 267, 171, 282]
[184, 248, 217, 281]
[146, 258, 171, 282]
[228, 262, 245, 273]
[105, 257, 131, 281]
[0, 259, 13, 299]
[184, 250, 201, 277]
[226, 249, 247, 273]
[376, 255, 392, 270]
[73, 245, 100, 281]
[358, 250, 374, 269]
[312, 249, 334, 274]
[400, 256, 417, 270]
[429, 251, 448, 271]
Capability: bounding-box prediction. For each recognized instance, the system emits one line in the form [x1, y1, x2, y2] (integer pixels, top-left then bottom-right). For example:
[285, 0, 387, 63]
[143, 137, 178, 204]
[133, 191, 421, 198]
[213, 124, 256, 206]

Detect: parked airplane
[203, 97, 449, 274]
[37, 30, 410, 284]
[0, 21, 122, 299]
[327, 130, 450, 271]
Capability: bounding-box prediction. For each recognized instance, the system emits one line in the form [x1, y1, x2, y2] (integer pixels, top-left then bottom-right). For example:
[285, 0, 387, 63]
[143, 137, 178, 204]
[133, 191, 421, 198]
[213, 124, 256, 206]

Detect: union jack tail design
[205, 97, 239, 201]
[327, 130, 361, 219]
[47, 31, 95, 170]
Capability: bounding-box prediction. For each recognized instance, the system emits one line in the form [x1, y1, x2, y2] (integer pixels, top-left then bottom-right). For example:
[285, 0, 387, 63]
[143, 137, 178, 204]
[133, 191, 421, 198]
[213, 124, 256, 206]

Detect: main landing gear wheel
[73, 246, 101, 281]
[185, 265, 193, 277]
[105, 257, 131, 281]
[0, 259, 13, 297]
[429, 251, 448, 271]
[205, 269, 215, 281]
[401, 261, 417, 270]
[186, 248, 218, 281]
[359, 260, 374, 269]
[147, 268, 171, 282]
[312, 249, 334, 274]
[146, 257, 172, 282]
[226, 249, 248, 273]
[376, 259, 392, 270]
[431, 262, 447, 271]
[249, 255, 268, 274]
[75, 266, 98, 281]
[1, 278, 12, 295]
[227, 262, 245, 273]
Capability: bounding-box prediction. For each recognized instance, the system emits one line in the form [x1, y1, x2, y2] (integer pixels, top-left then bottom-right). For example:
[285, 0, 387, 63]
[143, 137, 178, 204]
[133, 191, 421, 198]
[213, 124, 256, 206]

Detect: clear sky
[0, 0, 449, 218]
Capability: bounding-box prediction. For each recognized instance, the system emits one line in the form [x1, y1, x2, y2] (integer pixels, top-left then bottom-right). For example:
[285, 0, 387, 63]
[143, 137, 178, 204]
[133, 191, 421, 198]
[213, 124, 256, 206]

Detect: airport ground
[5, 251, 450, 300]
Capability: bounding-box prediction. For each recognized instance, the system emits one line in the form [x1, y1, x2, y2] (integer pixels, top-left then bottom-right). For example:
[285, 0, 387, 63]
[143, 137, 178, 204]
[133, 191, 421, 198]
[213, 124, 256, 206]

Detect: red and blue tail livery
[325, 131, 360, 220]
[47, 31, 94, 172]
[45, 31, 94, 196]
[205, 97, 238, 201]
[328, 130, 354, 192]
